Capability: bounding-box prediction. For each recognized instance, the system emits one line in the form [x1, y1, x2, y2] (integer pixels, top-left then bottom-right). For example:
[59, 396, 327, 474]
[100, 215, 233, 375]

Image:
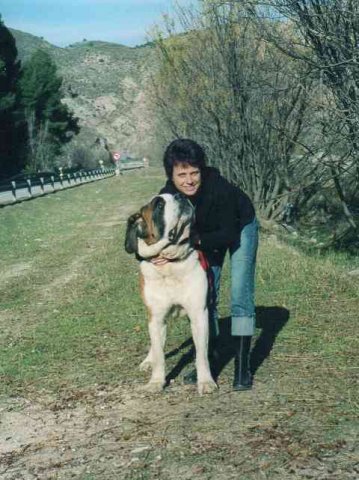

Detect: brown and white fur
[125, 193, 217, 395]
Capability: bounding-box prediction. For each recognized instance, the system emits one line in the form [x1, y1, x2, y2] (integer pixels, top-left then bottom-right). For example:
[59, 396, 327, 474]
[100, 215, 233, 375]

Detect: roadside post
[11, 181, 17, 202]
[113, 152, 122, 176]
[26, 179, 32, 198]
[59, 167, 64, 188]
[40, 177, 45, 193]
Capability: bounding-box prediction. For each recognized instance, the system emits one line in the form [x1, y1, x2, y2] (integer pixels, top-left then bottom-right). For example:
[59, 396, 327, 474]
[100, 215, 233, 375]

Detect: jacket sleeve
[199, 189, 238, 250]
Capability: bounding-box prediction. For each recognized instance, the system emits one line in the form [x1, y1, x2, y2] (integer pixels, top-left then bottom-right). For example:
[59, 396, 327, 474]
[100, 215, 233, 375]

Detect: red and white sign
[113, 152, 121, 161]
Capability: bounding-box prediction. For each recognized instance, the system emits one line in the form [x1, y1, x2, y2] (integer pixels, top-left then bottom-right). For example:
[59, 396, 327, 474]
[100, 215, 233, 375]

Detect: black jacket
[160, 167, 255, 265]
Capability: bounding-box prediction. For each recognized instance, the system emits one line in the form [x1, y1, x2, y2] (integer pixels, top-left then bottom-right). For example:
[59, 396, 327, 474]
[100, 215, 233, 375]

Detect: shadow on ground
[165, 305, 290, 385]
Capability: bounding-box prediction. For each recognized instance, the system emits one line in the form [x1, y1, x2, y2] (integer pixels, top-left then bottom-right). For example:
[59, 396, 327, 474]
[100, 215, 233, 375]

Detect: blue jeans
[209, 217, 259, 337]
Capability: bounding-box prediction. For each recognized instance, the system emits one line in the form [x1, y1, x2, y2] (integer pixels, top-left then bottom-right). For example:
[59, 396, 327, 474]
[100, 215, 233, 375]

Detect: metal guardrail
[0, 161, 144, 207]
[121, 161, 145, 170]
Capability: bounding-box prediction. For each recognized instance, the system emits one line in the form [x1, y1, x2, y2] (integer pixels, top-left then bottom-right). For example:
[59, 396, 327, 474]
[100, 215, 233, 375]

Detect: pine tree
[19, 49, 79, 171]
[0, 15, 23, 178]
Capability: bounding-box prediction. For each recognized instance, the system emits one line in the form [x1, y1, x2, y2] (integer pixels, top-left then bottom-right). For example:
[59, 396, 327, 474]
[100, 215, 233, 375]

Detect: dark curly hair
[163, 139, 207, 179]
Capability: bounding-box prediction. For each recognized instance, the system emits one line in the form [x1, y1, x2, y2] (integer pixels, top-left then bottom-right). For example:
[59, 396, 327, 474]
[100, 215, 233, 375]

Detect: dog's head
[125, 193, 194, 257]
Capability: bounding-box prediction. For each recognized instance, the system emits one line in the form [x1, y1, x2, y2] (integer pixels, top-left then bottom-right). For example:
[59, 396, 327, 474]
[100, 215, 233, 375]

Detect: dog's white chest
[140, 255, 207, 307]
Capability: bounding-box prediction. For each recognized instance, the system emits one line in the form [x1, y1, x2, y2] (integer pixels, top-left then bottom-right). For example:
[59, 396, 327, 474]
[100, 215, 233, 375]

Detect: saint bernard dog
[125, 193, 217, 395]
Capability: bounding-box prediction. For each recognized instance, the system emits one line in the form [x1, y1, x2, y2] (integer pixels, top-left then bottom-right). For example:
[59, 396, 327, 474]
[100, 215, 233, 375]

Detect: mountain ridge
[10, 28, 161, 160]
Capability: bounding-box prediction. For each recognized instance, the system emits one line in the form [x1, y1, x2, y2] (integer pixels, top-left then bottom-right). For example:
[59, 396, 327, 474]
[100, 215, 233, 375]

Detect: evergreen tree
[19, 49, 79, 171]
[0, 15, 23, 178]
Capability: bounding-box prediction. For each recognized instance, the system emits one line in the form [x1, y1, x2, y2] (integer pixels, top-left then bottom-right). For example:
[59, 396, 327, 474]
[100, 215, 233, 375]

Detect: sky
[0, 0, 197, 48]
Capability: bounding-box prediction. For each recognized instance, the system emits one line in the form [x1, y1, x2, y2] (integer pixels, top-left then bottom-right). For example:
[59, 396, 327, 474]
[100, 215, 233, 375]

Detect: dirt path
[1, 377, 357, 480]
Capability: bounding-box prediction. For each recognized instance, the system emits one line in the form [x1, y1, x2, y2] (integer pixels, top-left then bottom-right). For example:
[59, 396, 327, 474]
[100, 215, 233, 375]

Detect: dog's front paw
[139, 358, 152, 372]
[142, 381, 165, 393]
[198, 380, 218, 395]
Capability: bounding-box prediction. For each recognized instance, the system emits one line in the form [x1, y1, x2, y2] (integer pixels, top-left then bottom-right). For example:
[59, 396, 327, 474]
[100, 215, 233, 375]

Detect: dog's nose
[174, 193, 186, 201]
[174, 193, 192, 207]
[174, 192, 192, 208]
[174, 193, 194, 217]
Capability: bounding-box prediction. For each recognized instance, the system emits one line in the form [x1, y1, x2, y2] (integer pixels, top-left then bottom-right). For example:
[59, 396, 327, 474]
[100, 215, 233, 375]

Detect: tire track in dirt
[0, 263, 32, 286]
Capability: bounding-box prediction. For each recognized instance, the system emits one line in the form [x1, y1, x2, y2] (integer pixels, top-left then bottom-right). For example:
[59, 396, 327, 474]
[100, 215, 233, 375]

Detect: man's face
[172, 162, 201, 197]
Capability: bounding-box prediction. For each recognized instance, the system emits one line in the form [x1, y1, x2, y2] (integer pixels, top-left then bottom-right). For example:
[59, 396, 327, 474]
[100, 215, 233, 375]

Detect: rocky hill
[11, 29, 162, 161]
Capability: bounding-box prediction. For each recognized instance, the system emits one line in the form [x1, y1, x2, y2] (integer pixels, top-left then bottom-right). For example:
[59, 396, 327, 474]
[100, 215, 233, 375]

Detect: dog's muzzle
[174, 193, 195, 218]
[168, 194, 195, 244]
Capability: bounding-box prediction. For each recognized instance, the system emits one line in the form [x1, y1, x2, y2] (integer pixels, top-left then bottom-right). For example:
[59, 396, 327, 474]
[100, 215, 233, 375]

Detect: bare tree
[151, 1, 316, 219]
[24, 111, 55, 171]
[251, 0, 359, 234]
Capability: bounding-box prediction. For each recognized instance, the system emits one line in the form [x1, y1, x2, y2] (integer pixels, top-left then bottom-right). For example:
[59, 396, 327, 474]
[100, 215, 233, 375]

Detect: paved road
[0, 163, 144, 207]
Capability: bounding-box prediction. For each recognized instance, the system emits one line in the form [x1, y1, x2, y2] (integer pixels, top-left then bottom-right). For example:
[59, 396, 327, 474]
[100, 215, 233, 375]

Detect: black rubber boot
[183, 337, 218, 385]
[233, 335, 253, 391]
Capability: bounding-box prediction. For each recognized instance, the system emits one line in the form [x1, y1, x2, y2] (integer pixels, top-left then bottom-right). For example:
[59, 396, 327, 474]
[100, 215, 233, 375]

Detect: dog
[125, 193, 217, 395]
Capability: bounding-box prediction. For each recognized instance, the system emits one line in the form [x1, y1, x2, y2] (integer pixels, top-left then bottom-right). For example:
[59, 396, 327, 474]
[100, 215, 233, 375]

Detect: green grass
[0, 166, 358, 479]
[0, 169, 162, 392]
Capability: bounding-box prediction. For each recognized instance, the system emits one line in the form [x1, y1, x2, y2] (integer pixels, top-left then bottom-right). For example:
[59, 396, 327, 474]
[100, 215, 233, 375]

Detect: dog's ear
[125, 212, 148, 254]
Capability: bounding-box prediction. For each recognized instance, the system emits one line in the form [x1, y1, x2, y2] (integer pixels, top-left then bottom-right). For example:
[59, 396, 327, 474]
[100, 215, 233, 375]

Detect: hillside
[10, 29, 162, 160]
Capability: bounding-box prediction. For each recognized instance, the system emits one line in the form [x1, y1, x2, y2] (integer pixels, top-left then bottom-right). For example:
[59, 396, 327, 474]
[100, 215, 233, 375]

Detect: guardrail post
[50, 175, 55, 191]
[59, 167, 64, 186]
[67, 173, 71, 186]
[26, 179, 32, 197]
[39, 177, 45, 193]
[11, 181, 17, 202]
